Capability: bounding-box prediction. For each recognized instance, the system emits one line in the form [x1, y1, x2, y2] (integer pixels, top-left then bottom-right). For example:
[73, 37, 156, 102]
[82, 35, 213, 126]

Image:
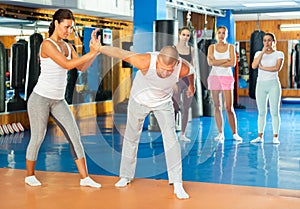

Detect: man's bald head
[158, 46, 179, 65]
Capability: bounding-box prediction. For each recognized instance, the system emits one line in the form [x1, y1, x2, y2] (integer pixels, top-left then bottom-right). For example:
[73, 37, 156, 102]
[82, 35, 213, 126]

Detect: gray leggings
[26, 92, 85, 161]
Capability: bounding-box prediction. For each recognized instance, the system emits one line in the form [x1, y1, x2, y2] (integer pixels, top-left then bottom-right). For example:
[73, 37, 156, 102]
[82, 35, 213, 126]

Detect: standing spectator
[207, 26, 242, 142]
[173, 26, 195, 142]
[250, 32, 284, 144]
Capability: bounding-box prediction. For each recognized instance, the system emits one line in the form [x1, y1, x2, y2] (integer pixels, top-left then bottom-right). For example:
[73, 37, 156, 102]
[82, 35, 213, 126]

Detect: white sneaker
[180, 135, 191, 142]
[115, 177, 131, 187]
[80, 176, 101, 188]
[214, 133, 224, 142]
[251, 137, 263, 143]
[233, 134, 243, 141]
[25, 175, 41, 186]
[273, 137, 280, 144]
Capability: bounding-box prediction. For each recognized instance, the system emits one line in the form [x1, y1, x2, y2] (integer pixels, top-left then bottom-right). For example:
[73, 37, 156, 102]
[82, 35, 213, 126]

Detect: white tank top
[210, 44, 233, 76]
[33, 38, 71, 100]
[130, 52, 182, 107]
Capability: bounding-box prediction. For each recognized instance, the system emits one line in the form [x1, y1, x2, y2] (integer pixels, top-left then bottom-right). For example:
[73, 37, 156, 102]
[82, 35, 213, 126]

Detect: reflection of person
[172, 26, 195, 142]
[250, 32, 284, 144]
[25, 9, 101, 188]
[98, 44, 194, 199]
[207, 26, 242, 142]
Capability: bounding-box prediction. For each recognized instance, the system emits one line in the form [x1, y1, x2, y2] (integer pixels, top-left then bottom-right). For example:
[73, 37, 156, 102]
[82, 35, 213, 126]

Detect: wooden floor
[1, 168, 300, 209]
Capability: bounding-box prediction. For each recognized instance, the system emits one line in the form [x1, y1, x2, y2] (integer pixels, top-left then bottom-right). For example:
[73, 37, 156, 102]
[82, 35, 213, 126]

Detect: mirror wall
[0, 6, 133, 113]
[237, 40, 299, 90]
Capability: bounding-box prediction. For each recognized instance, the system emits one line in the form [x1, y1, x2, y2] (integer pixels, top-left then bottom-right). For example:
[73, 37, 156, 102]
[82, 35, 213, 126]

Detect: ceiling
[187, 0, 300, 20]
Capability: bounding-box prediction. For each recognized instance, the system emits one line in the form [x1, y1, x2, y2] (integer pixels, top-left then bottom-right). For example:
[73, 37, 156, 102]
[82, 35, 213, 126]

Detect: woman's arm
[252, 46, 268, 69]
[252, 53, 264, 69]
[258, 58, 284, 72]
[179, 59, 195, 97]
[207, 44, 234, 67]
[41, 29, 101, 70]
[219, 44, 236, 67]
[68, 43, 98, 72]
[207, 45, 217, 66]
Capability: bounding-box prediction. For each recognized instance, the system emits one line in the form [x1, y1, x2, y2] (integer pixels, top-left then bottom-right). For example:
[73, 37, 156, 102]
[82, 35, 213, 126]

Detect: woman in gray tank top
[172, 26, 195, 142]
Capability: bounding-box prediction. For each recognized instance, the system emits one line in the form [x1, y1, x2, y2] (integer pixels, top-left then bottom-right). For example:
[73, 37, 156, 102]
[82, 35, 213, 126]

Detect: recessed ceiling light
[279, 24, 300, 31]
[266, 11, 300, 16]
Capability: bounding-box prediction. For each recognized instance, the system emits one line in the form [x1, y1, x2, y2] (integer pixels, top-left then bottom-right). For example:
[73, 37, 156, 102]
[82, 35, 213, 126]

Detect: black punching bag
[294, 44, 300, 88]
[249, 30, 265, 99]
[64, 40, 78, 104]
[26, 33, 43, 100]
[154, 20, 178, 51]
[11, 39, 28, 89]
[197, 39, 216, 116]
[0, 41, 6, 112]
[7, 39, 28, 111]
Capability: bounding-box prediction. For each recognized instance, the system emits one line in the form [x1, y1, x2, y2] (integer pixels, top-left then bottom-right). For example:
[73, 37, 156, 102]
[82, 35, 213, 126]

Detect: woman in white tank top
[207, 26, 242, 142]
[25, 9, 102, 188]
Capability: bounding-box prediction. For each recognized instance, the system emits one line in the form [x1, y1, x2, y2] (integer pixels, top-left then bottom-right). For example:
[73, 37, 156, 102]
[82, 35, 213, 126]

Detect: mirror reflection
[0, 16, 133, 113]
[237, 40, 300, 91]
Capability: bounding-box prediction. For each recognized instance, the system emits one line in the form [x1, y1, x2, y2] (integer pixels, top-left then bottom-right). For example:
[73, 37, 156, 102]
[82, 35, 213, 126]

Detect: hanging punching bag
[249, 30, 265, 99]
[26, 33, 43, 100]
[11, 39, 28, 89]
[64, 39, 78, 105]
[294, 44, 300, 88]
[197, 39, 216, 116]
[7, 39, 28, 111]
[0, 41, 6, 112]
[154, 20, 178, 51]
[289, 48, 295, 88]
[189, 28, 203, 118]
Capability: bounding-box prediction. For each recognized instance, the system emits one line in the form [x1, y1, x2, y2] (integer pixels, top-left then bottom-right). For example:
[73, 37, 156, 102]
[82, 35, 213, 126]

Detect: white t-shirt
[130, 52, 181, 108]
[254, 50, 284, 81]
[33, 38, 71, 100]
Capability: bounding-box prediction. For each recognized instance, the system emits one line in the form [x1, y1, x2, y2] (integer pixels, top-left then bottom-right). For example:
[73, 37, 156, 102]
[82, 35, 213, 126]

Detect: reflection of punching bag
[0, 41, 6, 112]
[249, 30, 265, 99]
[289, 49, 295, 88]
[294, 44, 300, 88]
[7, 39, 28, 111]
[64, 39, 78, 104]
[11, 39, 28, 89]
[65, 68, 78, 104]
[154, 20, 178, 51]
[26, 33, 43, 100]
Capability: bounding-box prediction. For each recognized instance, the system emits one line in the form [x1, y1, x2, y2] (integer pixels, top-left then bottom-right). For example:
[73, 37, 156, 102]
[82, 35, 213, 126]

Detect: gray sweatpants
[120, 97, 182, 183]
[26, 92, 85, 161]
